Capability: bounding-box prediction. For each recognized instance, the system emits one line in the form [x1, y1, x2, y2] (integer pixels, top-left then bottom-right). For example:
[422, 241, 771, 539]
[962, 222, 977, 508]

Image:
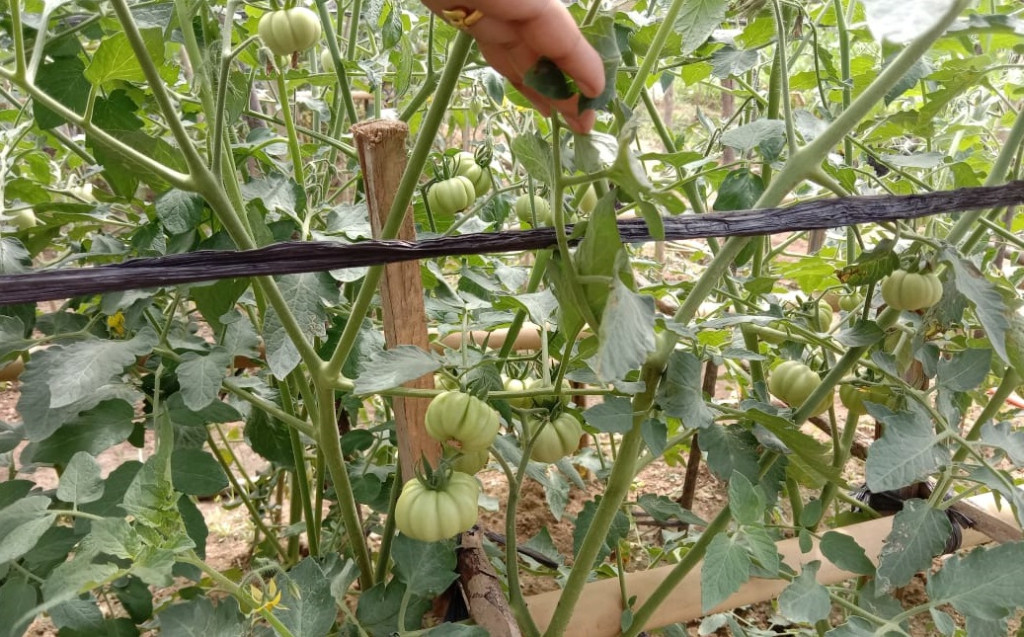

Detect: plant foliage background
[1, 0, 1024, 635]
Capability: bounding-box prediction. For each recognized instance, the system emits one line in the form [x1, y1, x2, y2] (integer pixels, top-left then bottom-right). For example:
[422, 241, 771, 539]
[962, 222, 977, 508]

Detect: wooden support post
[351, 120, 439, 482]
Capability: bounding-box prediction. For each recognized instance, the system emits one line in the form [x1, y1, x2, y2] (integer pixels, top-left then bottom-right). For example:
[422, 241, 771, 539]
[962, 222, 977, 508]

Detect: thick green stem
[373, 468, 402, 582]
[314, 0, 359, 126]
[273, 69, 308, 194]
[542, 366, 661, 636]
[324, 32, 473, 379]
[314, 382, 374, 589]
[283, 378, 319, 556]
[493, 447, 542, 637]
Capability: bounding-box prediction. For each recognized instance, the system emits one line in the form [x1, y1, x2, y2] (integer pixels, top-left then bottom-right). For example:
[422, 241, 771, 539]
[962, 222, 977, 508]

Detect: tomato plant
[1, 0, 1023, 635]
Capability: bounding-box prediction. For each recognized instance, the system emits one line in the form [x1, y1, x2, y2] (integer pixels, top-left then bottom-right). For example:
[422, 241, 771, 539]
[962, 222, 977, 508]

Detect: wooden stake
[351, 120, 439, 482]
[458, 527, 522, 637]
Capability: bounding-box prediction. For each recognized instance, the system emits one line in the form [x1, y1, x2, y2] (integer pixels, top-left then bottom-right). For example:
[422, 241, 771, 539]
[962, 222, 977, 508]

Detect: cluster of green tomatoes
[395, 384, 584, 543]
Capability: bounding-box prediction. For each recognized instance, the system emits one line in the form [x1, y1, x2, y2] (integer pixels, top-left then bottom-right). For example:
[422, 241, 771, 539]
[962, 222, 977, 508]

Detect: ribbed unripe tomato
[453, 152, 491, 198]
[578, 185, 598, 215]
[425, 391, 500, 451]
[839, 382, 899, 413]
[446, 447, 489, 475]
[258, 8, 323, 57]
[320, 47, 335, 72]
[515, 194, 551, 226]
[427, 176, 476, 216]
[881, 270, 942, 311]
[812, 301, 833, 331]
[768, 361, 832, 416]
[527, 413, 584, 463]
[394, 472, 479, 542]
[502, 376, 534, 409]
[839, 293, 862, 312]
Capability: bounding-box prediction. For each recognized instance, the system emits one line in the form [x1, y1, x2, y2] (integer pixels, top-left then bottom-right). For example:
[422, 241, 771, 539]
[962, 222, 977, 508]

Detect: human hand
[420, 0, 606, 134]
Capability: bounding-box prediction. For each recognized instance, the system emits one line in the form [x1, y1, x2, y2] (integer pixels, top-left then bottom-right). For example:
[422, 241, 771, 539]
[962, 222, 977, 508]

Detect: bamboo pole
[524, 491, 1018, 635]
[351, 119, 439, 481]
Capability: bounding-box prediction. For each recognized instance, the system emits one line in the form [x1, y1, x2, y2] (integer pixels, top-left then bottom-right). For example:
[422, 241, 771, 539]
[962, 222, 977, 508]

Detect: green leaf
[33, 56, 91, 129]
[171, 449, 227, 497]
[155, 189, 205, 235]
[511, 133, 553, 185]
[176, 349, 232, 411]
[825, 617, 876, 636]
[0, 579, 38, 637]
[577, 16, 619, 113]
[35, 330, 155, 411]
[84, 30, 166, 86]
[927, 541, 1024, 621]
[743, 408, 839, 486]
[245, 407, 296, 468]
[701, 533, 750, 612]
[864, 406, 949, 492]
[524, 57, 574, 100]
[494, 290, 559, 327]
[356, 582, 431, 635]
[778, 561, 831, 624]
[720, 121, 786, 156]
[111, 576, 153, 624]
[820, 531, 875, 576]
[636, 493, 706, 526]
[640, 417, 668, 458]
[714, 169, 766, 210]
[941, 250, 1011, 365]
[57, 452, 105, 506]
[583, 396, 634, 434]
[675, 0, 728, 55]
[353, 345, 441, 394]
[739, 525, 780, 575]
[575, 194, 625, 322]
[876, 500, 950, 593]
[0, 237, 31, 274]
[701, 425, 759, 483]
[41, 554, 119, 603]
[157, 597, 245, 637]
[30, 400, 134, 465]
[274, 558, 337, 637]
[727, 472, 765, 526]
[391, 535, 459, 597]
[836, 238, 900, 286]
[936, 348, 991, 392]
[264, 272, 338, 379]
[835, 320, 885, 348]
[49, 596, 105, 633]
[657, 351, 715, 429]
[0, 496, 56, 565]
[0, 316, 33, 361]
[241, 175, 307, 222]
[979, 421, 1024, 466]
[573, 497, 630, 568]
[523, 528, 564, 567]
[590, 278, 655, 383]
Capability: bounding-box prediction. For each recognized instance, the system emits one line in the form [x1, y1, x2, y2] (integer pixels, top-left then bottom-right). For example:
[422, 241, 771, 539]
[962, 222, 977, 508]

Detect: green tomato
[258, 7, 323, 57]
[502, 376, 534, 409]
[514, 194, 551, 226]
[320, 47, 335, 72]
[812, 301, 833, 331]
[434, 373, 460, 391]
[881, 270, 943, 311]
[425, 391, 500, 451]
[427, 176, 476, 216]
[527, 413, 584, 464]
[578, 185, 598, 215]
[839, 293, 862, 312]
[839, 381, 899, 413]
[531, 378, 572, 409]
[453, 152, 492, 198]
[768, 360, 832, 416]
[445, 446, 489, 475]
[394, 472, 479, 542]
[7, 209, 37, 231]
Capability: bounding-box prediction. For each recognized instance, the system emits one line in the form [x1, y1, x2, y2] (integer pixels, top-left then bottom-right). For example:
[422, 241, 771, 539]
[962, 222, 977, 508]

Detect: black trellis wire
[2, 181, 1023, 305]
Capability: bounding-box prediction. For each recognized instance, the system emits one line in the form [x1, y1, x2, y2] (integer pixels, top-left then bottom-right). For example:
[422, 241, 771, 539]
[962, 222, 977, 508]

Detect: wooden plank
[351, 120, 439, 481]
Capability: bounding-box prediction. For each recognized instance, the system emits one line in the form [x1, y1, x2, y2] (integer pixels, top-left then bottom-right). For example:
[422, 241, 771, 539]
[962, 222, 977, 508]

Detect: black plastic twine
[2, 181, 1023, 304]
